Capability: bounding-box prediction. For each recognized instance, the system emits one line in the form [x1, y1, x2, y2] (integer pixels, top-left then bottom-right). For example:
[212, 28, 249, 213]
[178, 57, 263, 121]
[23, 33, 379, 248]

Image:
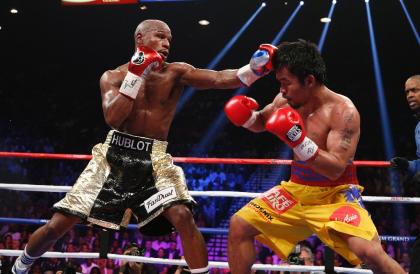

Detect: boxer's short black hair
[273, 39, 327, 85]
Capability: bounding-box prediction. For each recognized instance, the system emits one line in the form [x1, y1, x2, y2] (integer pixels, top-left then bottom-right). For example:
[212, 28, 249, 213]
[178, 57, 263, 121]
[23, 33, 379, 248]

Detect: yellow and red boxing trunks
[53, 130, 195, 236]
[236, 161, 377, 265]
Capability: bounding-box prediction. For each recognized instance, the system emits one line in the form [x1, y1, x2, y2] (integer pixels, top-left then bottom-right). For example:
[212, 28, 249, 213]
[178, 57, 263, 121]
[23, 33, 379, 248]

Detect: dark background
[0, 0, 419, 159]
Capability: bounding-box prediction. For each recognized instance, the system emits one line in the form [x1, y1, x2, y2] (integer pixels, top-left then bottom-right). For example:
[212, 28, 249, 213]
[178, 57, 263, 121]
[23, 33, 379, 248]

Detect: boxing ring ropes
[0, 152, 419, 274]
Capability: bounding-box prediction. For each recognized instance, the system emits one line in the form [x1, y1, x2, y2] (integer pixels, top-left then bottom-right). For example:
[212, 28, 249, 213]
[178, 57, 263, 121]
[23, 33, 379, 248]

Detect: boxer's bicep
[100, 72, 119, 108]
[100, 71, 134, 128]
[307, 105, 360, 180]
[326, 106, 360, 163]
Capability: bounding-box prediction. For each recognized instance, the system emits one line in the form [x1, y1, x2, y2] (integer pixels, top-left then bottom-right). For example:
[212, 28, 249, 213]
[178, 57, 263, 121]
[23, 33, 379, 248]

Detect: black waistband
[108, 131, 156, 154]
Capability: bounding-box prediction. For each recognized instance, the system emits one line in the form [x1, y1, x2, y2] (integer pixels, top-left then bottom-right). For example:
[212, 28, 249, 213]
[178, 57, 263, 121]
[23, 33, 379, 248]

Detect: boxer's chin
[288, 101, 301, 109]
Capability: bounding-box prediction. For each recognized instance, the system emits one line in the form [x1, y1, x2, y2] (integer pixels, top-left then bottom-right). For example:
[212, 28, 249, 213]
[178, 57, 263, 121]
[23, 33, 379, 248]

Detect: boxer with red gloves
[224, 95, 259, 128]
[265, 107, 319, 161]
[227, 40, 405, 274]
[14, 19, 264, 274]
[224, 96, 319, 161]
[119, 46, 163, 99]
[236, 44, 277, 87]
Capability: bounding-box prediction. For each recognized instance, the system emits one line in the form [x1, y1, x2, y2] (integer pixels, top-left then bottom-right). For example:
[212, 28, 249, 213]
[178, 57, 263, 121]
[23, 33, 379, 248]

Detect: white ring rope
[0, 249, 373, 273]
[1, 183, 420, 203]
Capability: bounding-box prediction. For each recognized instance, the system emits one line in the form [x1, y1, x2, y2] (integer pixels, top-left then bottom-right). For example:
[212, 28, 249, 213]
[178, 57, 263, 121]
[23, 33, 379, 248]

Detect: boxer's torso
[271, 90, 358, 161]
[105, 62, 189, 141]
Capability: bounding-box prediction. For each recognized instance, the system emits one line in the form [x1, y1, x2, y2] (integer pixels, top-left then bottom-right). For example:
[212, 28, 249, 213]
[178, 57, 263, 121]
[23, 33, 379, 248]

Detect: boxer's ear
[135, 33, 143, 45]
[304, 74, 316, 88]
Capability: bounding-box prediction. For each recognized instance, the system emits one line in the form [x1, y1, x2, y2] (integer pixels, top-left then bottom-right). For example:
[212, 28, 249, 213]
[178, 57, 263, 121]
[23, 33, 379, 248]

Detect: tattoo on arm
[340, 128, 354, 151]
[339, 113, 355, 151]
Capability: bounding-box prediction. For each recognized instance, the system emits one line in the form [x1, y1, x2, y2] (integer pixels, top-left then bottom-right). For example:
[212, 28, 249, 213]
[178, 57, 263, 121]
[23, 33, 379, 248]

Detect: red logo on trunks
[262, 187, 297, 214]
[329, 206, 361, 227]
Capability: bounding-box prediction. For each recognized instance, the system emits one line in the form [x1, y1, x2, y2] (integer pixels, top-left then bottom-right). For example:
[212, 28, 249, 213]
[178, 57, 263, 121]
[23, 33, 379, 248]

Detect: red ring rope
[0, 152, 390, 167]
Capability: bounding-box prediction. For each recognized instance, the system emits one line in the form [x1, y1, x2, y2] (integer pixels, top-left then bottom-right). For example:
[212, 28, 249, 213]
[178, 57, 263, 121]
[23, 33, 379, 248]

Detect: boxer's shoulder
[332, 96, 358, 116]
[329, 89, 355, 106]
[322, 90, 358, 116]
[165, 62, 196, 74]
[328, 97, 360, 127]
[100, 63, 128, 86]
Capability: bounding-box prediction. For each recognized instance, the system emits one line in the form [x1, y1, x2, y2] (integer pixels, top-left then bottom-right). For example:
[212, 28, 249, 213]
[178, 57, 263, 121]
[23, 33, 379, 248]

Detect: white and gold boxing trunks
[53, 130, 195, 235]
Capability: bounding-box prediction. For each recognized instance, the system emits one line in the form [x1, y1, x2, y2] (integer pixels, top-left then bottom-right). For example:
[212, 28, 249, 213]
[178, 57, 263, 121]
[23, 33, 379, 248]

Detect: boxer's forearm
[183, 68, 241, 90]
[103, 94, 134, 129]
[214, 69, 242, 89]
[245, 112, 266, 133]
[305, 150, 349, 181]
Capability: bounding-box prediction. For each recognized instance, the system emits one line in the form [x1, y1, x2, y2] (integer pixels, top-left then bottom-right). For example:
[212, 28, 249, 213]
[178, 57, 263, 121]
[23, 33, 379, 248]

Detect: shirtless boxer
[12, 19, 265, 274]
[225, 40, 405, 274]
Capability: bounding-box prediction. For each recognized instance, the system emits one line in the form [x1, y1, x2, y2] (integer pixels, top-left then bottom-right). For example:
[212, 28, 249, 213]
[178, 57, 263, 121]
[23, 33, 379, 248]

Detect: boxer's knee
[43, 213, 79, 240]
[357, 241, 385, 264]
[229, 215, 258, 242]
[165, 204, 195, 231]
[344, 234, 384, 264]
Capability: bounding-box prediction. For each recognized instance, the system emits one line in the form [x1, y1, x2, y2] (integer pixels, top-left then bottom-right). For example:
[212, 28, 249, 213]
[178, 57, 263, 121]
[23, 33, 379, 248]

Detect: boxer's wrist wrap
[242, 111, 257, 128]
[293, 136, 319, 161]
[119, 71, 144, 100]
[237, 64, 261, 87]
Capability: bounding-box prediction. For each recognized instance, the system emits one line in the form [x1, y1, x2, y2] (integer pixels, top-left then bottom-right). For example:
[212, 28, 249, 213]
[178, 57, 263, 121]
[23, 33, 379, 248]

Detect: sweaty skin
[247, 66, 360, 181]
[100, 20, 240, 140]
[228, 65, 405, 274]
[98, 19, 241, 271]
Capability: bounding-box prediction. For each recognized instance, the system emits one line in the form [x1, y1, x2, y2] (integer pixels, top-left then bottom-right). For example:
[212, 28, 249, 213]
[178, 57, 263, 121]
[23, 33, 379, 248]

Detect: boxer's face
[405, 78, 420, 112]
[137, 23, 172, 61]
[276, 66, 310, 109]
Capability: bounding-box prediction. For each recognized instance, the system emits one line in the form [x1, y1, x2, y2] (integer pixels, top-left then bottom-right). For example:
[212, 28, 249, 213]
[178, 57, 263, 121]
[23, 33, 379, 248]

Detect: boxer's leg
[12, 213, 80, 274]
[164, 205, 209, 274]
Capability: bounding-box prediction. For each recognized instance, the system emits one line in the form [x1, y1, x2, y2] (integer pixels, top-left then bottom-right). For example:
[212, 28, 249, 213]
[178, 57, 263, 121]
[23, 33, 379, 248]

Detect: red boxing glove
[119, 46, 163, 99]
[224, 95, 259, 127]
[266, 107, 319, 161]
[250, 44, 277, 74]
[237, 44, 278, 87]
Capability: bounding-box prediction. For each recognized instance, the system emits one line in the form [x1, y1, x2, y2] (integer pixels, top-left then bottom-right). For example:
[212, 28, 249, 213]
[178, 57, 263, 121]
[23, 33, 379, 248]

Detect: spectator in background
[81, 259, 98, 274]
[143, 240, 157, 258]
[279, 245, 324, 274]
[119, 243, 143, 274]
[390, 74, 420, 274]
[313, 248, 324, 267]
[89, 266, 101, 274]
[167, 241, 181, 260]
[154, 247, 169, 274]
[167, 241, 181, 274]
[152, 236, 169, 251]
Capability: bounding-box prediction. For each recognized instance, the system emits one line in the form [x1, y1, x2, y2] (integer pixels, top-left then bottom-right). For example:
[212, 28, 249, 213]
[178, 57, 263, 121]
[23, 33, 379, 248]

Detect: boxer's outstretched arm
[100, 70, 135, 129]
[307, 103, 360, 180]
[177, 63, 241, 89]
